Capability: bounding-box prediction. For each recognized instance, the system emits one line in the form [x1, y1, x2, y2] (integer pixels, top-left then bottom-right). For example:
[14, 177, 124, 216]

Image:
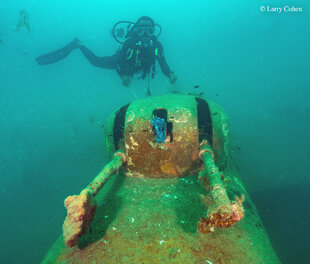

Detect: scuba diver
[36, 16, 177, 95]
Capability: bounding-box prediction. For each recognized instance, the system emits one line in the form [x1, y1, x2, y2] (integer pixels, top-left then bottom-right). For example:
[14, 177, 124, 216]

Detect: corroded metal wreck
[42, 93, 280, 264]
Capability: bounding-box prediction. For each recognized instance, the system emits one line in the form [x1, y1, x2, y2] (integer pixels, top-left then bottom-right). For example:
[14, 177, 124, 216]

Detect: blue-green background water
[1, 1, 309, 263]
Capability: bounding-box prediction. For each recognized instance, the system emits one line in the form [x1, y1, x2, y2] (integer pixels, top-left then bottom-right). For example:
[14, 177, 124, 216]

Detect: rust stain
[124, 118, 200, 178]
[160, 162, 180, 176]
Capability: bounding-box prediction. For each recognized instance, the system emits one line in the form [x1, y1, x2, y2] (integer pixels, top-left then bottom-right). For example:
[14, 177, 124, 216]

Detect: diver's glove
[169, 72, 177, 84]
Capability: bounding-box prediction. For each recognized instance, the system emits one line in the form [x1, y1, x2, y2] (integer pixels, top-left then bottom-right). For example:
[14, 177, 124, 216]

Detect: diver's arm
[156, 42, 173, 78]
[78, 45, 117, 69]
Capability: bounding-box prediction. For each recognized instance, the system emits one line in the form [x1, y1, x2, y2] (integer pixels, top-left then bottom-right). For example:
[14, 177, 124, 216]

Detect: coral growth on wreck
[198, 195, 245, 233]
[63, 193, 97, 247]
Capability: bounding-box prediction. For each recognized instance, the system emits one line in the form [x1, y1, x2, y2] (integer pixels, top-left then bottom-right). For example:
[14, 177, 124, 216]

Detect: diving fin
[36, 39, 80, 65]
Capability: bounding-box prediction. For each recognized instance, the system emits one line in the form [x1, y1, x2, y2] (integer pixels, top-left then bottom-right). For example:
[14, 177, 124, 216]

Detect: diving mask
[135, 26, 154, 36]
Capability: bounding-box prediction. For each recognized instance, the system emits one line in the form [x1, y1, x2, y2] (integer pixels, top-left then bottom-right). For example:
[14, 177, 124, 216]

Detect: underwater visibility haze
[0, 0, 309, 263]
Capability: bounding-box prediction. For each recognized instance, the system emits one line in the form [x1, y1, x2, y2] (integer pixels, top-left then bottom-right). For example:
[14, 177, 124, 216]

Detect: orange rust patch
[124, 118, 200, 178]
[160, 162, 180, 176]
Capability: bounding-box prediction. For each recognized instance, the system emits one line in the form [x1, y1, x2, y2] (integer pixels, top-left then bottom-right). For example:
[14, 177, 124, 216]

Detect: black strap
[113, 104, 130, 150]
[195, 97, 213, 145]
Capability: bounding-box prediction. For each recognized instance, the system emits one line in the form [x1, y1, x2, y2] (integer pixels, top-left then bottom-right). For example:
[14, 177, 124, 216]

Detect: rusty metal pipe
[198, 140, 244, 233]
[63, 151, 126, 247]
[81, 151, 126, 197]
[199, 141, 231, 208]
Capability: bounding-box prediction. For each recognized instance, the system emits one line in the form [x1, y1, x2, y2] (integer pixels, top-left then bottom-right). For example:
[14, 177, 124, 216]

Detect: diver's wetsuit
[36, 36, 173, 80]
[77, 36, 173, 79]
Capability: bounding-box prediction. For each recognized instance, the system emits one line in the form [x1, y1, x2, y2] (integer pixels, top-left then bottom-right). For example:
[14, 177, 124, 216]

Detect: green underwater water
[0, 0, 309, 263]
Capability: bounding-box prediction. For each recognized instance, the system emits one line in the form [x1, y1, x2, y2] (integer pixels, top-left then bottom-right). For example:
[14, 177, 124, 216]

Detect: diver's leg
[78, 45, 117, 69]
[35, 39, 80, 65]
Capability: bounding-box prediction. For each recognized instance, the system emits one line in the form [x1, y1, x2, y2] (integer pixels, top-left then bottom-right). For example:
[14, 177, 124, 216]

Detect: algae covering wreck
[42, 94, 280, 264]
